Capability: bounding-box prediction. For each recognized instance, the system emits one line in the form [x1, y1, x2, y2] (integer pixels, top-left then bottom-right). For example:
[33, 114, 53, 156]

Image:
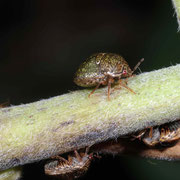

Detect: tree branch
[0, 64, 180, 172]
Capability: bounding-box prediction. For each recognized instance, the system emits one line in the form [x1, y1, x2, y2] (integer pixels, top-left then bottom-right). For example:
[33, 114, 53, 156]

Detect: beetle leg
[51, 155, 70, 164]
[67, 155, 73, 165]
[123, 78, 128, 85]
[74, 150, 82, 162]
[107, 77, 114, 100]
[131, 129, 147, 141]
[85, 146, 90, 155]
[149, 127, 153, 138]
[0, 99, 10, 108]
[107, 80, 111, 101]
[88, 83, 101, 98]
[118, 79, 136, 94]
[131, 58, 144, 74]
[123, 75, 136, 85]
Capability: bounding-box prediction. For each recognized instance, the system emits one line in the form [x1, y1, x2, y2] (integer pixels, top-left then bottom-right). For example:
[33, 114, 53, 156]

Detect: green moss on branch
[0, 64, 180, 171]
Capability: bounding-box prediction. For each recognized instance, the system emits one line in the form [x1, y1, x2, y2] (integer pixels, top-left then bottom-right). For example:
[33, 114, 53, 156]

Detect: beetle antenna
[132, 58, 144, 74]
[137, 67, 142, 74]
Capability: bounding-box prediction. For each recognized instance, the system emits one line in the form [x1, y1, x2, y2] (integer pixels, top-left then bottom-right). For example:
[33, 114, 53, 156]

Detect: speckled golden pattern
[74, 53, 132, 87]
[45, 150, 93, 179]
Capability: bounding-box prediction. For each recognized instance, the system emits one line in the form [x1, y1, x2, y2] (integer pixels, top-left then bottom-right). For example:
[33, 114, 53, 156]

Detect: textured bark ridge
[0, 64, 180, 171]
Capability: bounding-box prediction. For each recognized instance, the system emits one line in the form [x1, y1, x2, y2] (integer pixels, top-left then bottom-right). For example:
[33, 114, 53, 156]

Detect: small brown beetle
[159, 120, 180, 145]
[132, 120, 180, 147]
[44, 148, 94, 179]
[74, 53, 144, 100]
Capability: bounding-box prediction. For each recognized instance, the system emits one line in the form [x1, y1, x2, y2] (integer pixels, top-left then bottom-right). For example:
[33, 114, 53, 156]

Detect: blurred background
[0, 0, 180, 179]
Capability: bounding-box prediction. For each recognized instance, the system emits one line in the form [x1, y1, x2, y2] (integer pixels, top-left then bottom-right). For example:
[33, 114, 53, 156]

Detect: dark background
[1, 0, 180, 179]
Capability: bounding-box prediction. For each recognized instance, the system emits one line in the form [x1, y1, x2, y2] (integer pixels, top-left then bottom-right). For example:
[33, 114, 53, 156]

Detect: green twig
[172, 0, 180, 31]
[0, 167, 22, 180]
[0, 64, 180, 171]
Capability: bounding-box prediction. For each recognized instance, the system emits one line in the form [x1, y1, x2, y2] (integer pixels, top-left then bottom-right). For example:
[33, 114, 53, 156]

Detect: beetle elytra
[74, 53, 144, 100]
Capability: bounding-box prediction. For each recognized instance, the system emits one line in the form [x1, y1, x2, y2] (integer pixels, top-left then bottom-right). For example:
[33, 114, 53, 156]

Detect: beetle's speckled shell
[135, 120, 180, 147]
[74, 53, 132, 87]
[159, 120, 180, 144]
[45, 149, 94, 179]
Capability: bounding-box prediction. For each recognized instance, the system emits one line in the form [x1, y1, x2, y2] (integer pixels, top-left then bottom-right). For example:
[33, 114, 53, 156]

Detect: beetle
[44, 147, 95, 179]
[132, 120, 180, 147]
[159, 120, 180, 145]
[74, 53, 144, 100]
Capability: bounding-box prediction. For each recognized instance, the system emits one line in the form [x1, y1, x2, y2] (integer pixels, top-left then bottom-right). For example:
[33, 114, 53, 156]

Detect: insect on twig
[132, 120, 180, 147]
[44, 147, 97, 179]
[74, 53, 144, 100]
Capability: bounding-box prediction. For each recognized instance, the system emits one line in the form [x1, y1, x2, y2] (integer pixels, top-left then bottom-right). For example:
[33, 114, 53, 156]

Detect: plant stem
[172, 0, 180, 31]
[0, 64, 180, 171]
[0, 167, 22, 180]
